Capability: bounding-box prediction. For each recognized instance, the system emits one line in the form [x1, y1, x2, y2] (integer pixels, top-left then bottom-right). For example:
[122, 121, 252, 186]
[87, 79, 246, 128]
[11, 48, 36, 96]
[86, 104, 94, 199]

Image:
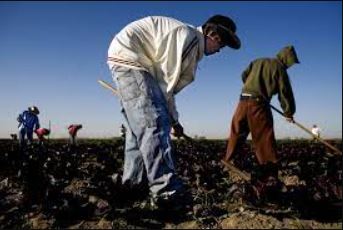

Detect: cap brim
[226, 33, 241, 49]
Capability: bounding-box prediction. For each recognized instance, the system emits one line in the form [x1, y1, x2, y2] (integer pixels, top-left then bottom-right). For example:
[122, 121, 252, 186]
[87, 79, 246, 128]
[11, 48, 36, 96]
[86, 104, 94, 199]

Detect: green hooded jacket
[241, 45, 299, 117]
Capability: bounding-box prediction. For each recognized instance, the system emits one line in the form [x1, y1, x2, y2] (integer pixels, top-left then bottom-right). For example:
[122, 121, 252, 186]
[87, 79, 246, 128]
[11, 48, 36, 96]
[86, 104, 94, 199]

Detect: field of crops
[0, 139, 341, 229]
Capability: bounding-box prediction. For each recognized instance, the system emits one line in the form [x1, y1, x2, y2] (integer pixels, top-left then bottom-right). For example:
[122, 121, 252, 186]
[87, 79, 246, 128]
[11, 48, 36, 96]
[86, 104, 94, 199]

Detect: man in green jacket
[223, 45, 299, 198]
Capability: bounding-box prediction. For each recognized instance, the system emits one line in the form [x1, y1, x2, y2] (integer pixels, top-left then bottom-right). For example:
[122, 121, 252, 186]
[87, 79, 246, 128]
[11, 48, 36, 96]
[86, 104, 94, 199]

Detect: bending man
[107, 15, 241, 208]
[223, 45, 299, 197]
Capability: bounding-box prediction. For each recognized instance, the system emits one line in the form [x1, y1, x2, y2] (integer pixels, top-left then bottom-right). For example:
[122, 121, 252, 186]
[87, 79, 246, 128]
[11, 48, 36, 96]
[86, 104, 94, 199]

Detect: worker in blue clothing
[17, 106, 40, 146]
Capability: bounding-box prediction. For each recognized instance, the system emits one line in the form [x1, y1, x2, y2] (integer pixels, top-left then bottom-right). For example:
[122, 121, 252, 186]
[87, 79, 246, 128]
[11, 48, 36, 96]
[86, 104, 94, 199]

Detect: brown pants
[223, 99, 277, 165]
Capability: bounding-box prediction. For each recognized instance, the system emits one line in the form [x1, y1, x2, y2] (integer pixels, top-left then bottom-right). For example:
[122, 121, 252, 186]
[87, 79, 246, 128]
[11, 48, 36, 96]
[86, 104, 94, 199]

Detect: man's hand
[171, 122, 184, 138]
[285, 116, 294, 123]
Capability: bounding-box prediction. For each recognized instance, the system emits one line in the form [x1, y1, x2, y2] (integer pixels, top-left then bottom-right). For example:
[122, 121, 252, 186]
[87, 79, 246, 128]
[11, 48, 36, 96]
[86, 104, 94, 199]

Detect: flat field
[0, 139, 341, 229]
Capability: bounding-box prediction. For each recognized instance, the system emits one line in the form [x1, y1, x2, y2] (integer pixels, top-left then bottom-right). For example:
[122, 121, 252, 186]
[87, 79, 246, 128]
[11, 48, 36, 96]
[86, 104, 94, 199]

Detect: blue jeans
[18, 127, 33, 146]
[112, 67, 183, 198]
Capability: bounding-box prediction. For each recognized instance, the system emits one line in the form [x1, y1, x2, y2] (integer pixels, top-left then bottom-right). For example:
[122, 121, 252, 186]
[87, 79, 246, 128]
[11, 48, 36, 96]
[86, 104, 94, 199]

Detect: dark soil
[0, 139, 341, 229]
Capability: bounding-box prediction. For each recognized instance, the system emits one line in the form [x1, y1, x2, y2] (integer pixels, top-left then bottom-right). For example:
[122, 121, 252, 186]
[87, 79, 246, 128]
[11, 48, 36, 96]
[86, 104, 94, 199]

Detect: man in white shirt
[107, 15, 241, 209]
[311, 124, 321, 139]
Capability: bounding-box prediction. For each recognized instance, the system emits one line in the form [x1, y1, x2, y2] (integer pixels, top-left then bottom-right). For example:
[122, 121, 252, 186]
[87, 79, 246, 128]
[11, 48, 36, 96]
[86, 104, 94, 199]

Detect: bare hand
[286, 116, 294, 123]
[171, 122, 184, 138]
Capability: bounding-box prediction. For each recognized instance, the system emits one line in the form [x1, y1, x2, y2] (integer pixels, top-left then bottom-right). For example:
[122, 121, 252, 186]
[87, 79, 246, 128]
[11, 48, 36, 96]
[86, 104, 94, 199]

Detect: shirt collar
[196, 26, 205, 61]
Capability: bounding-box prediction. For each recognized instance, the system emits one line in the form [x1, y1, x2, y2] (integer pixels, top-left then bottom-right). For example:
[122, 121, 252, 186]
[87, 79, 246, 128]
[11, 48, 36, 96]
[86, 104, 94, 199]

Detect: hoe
[98, 79, 342, 183]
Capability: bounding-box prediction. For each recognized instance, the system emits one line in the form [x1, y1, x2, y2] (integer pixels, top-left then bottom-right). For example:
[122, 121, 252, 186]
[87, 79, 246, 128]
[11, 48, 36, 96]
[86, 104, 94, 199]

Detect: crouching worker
[68, 124, 82, 146]
[17, 106, 40, 147]
[34, 128, 50, 145]
[223, 46, 300, 202]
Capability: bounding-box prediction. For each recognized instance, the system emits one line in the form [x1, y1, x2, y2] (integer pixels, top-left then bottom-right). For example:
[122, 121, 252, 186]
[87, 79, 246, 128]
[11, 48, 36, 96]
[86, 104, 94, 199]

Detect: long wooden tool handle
[293, 121, 342, 155]
[182, 133, 194, 142]
[269, 104, 342, 155]
[221, 160, 251, 181]
[98, 79, 195, 141]
[98, 80, 118, 95]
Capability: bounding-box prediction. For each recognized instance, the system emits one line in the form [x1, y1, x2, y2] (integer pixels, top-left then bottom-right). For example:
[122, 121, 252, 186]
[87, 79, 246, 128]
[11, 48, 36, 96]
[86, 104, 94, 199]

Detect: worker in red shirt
[68, 124, 82, 145]
[34, 128, 50, 145]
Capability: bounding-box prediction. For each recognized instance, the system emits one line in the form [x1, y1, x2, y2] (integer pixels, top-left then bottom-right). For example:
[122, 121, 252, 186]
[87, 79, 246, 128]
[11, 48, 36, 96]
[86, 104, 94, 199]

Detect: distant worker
[17, 106, 40, 147]
[311, 124, 321, 140]
[34, 128, 50, 145]
[10, 134, 18, 152]
[120, 124, 126, 139]
[223, 45, 300, 200]
[68, 124, 82, 145]
[10, 134, 18, 141]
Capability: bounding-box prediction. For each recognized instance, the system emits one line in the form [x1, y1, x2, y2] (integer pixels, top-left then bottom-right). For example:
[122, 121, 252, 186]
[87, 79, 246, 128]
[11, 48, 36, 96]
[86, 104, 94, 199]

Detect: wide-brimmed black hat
[204, 15, 241, 49]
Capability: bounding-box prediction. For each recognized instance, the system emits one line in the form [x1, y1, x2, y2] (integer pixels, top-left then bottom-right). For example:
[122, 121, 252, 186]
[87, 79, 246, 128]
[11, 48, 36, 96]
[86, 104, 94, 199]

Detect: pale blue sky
[0, 1, 341, 139]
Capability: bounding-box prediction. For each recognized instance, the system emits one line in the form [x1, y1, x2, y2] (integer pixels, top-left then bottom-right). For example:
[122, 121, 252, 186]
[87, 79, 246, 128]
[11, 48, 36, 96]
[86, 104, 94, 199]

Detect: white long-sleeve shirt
[107, 16, 205, 122]
[311, 127, 321, 137]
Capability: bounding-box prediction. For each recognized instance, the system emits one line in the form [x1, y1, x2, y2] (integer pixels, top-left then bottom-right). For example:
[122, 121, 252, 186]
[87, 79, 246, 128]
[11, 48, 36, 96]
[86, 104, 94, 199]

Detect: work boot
[150, 187, 193, 212]
[250, 162, 282, 204]
[118, 181, 150, 206]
